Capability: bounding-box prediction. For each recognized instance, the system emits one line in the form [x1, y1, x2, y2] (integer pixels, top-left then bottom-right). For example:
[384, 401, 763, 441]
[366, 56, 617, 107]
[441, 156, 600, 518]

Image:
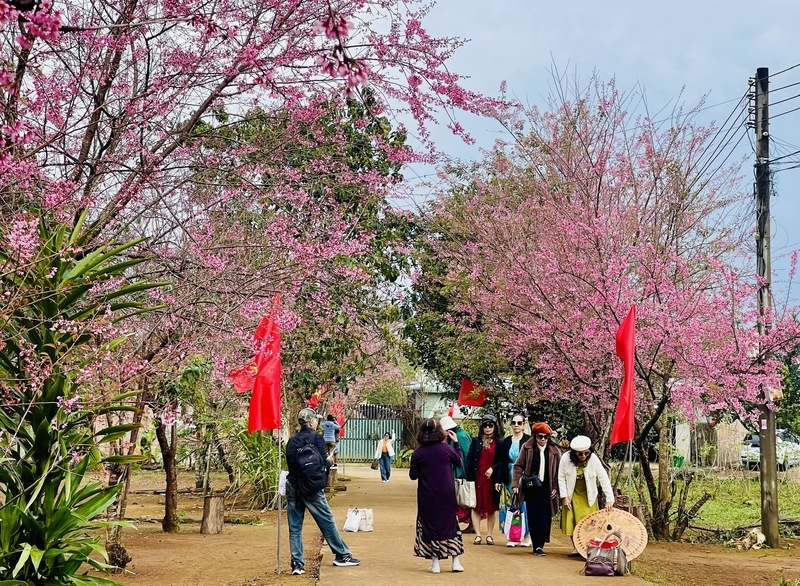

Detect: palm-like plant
[0, 213, 161, 585]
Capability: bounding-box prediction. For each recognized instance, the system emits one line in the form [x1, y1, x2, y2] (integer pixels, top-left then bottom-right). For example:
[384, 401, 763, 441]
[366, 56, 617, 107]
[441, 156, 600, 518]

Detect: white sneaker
[427, 565, 440, 574]
[506, 542, 517, 548]
[452, 560, 464, 572]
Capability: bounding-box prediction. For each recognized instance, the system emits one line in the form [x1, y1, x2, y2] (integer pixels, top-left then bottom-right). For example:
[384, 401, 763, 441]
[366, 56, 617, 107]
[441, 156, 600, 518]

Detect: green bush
[0, 215, 158, 584]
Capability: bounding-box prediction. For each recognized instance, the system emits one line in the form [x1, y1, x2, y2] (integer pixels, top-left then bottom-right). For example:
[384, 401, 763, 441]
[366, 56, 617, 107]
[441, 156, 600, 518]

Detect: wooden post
[200, 495, 225, 534]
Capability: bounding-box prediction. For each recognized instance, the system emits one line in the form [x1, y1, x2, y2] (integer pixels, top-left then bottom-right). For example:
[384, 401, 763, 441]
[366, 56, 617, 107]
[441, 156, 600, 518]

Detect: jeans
[379, 453, 392, 481]
[286, 481, 350, 568]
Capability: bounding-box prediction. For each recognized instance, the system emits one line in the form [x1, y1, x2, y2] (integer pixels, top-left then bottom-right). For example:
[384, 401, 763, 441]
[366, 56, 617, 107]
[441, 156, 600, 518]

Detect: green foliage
[0, 214, 158, 584]
[393, 447, 414, 469]
[231, 428, 283, 509]
[778, 346, 800, 434]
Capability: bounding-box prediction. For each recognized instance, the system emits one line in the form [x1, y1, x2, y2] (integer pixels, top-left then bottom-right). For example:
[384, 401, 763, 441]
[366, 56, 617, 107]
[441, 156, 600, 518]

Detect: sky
[405, 0, 800, 300]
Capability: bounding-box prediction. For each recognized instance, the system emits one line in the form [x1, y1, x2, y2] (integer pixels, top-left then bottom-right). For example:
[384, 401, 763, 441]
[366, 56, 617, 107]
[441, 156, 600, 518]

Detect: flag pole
[276, 426, 282, 575]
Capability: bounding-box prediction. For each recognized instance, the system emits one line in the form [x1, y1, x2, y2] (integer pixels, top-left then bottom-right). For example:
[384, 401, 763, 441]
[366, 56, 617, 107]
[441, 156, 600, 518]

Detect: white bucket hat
[439, 416, 457, 431]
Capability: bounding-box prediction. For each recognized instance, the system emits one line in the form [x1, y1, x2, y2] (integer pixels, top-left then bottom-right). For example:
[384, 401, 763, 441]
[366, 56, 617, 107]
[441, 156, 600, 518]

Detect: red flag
[610, 305, 636, 445]
[229, 360, 257, 392]
[457, 378, 486, 407]
[248, 295, 282, 432]
[330, 400, 346, 439]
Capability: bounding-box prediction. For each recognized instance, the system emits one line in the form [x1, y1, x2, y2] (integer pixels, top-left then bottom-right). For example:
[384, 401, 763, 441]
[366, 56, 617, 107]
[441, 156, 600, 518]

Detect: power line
[770, 92, 800, 107]
[772, 103, 800, 119]
[768, 63, 800, 78]
[770, 148, 800, 164]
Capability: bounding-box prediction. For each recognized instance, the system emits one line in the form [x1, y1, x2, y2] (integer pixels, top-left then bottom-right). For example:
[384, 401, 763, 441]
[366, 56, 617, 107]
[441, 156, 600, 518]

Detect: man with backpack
[285, 408, 361, 575]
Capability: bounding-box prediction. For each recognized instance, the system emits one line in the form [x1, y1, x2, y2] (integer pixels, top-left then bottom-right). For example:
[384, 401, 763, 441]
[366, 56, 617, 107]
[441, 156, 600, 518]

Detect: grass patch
[686, 473, 800, 529]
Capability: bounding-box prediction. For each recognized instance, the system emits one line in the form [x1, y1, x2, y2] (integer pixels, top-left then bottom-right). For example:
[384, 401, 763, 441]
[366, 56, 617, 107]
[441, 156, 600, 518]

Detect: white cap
[570, 435, 592, 451]
[440, 416, 457, 431]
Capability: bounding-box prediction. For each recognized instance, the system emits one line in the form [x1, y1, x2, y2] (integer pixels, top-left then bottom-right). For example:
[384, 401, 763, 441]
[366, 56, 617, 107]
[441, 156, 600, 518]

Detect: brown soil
[104, 465, 800, 586]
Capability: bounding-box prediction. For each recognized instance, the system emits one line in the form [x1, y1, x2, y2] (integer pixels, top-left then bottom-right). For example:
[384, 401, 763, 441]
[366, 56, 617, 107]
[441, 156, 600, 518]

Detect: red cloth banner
[247, 295, 283, 432]
[610, 305, 636, 445]
[457, 378, 486, 407]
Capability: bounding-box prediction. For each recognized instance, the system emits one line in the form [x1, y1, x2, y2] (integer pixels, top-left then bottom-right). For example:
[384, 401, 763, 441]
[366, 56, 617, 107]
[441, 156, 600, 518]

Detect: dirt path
[320, 463, 650, 585]
[109, 464, 800, 586]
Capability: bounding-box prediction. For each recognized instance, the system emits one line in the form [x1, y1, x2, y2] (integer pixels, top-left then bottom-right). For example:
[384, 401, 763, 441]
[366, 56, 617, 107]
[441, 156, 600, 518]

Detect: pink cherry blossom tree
[1, 0, 500, 568]
[422, 76, 800, 538]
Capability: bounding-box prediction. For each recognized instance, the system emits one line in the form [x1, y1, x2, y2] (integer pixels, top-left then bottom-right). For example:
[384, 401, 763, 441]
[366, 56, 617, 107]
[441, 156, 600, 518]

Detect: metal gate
[338, 405, 404, 462]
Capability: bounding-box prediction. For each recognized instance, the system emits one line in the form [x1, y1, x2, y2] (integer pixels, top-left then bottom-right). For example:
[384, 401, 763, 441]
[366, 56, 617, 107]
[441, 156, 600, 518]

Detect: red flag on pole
[229, 360, 257, 392]
[610, 305, 636, 445]
[248, 295, 282, 432]
[330, 400, 346, 439]
[457, 378, 486, 407]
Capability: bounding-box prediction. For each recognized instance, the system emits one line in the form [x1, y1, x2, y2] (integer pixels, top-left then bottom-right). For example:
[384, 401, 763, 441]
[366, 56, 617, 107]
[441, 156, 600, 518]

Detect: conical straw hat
[573, 508, 649, 560]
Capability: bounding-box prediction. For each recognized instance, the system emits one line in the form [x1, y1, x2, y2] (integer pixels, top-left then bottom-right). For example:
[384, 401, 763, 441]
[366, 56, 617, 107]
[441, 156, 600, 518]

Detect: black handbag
[522, 474, 543, 490]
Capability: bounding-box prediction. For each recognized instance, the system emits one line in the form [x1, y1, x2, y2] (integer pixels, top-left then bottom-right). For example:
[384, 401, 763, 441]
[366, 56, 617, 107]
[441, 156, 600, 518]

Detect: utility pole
[752, 66, 779, 548]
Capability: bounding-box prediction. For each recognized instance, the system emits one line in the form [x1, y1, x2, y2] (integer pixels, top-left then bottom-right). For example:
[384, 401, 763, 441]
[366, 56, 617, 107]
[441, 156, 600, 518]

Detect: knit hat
[570, 435, 592, 451]
[439, 416, 457, 431]
[298, 408, 317, 424]
[532, 422, 553, 435]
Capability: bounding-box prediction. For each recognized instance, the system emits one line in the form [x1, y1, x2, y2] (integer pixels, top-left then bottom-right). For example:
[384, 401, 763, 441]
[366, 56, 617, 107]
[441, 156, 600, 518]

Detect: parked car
[740, 429, 800, 471]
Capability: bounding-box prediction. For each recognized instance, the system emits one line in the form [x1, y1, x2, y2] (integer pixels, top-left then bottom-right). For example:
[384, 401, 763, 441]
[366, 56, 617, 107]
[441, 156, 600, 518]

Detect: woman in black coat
[464, 415, 503, 545]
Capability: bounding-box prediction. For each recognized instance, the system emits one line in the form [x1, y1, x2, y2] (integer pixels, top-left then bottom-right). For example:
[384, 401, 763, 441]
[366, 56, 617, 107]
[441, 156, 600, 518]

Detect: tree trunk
[200, 495, 225, 534]
[156, 417, 179, 533]
[213, 429, 236, 485]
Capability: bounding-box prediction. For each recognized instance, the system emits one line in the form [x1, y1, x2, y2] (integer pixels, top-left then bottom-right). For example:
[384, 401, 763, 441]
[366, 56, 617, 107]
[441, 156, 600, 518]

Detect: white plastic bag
[278, 470, 289, 497]
[348, 507, 374, 532]
[343, 508, 361, 532]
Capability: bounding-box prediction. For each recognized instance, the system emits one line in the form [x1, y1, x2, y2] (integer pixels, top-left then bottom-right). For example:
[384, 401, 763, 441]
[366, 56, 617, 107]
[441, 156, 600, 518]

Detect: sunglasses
[482, 423, 495, 428]
[535, 434, 549, 439]
[576, 450, 591, 457]
[511, 420, 524, 425]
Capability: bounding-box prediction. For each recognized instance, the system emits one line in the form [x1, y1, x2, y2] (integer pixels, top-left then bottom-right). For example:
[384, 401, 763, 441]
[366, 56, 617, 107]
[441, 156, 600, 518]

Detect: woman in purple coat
[409, 418, 465, 574]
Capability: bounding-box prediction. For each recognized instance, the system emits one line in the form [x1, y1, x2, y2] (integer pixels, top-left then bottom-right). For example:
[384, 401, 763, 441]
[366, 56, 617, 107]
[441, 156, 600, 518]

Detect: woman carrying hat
[558, 435, 615, 557]
[512, 422, 561, 555]
[464, 414, 503, 545]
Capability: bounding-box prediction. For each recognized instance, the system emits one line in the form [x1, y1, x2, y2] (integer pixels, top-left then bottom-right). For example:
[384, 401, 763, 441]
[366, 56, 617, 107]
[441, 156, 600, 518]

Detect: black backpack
[296, 438, 328, 495]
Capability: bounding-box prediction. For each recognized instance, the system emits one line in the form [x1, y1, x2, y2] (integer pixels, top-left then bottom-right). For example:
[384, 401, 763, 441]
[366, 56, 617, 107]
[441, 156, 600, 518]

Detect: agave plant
[0, 213, 162, 585]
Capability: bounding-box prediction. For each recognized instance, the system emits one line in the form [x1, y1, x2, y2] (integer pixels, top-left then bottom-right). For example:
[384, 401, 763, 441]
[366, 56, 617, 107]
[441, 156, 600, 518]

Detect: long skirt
[560, 477, 597, 536]
[413, 517, 464, 560]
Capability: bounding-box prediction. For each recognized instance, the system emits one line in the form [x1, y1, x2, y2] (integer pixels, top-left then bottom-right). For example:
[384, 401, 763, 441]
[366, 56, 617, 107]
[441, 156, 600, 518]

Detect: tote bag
[454, 478, 476, 508]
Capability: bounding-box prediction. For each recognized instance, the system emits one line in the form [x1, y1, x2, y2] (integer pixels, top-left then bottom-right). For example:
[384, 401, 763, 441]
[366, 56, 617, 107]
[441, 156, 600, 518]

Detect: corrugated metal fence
[338, 404, 404, 462]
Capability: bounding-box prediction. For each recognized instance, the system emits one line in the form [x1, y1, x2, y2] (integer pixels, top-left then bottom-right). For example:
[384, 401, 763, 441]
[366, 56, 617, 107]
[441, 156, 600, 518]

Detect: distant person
[513, 422, 561, 556]
[409, 418, 465, 574]
[374, 430, 395, 482]
[440, 415, 474, 533]
[321, 414, 341, 467]
[558, 435, 614, 557]
[495, 413, 531, 547]
[285, 408, 360, 575]
[465, 414, 502, 545]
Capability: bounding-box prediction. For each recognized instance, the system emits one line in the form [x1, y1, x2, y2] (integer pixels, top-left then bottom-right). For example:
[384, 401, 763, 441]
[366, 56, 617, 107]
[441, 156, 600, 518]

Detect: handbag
[498, 485, 512, 531]
[346, 507, 374, 532]
[503, 492, 527, 542]
[370, 458, 380, 470]
[454, 478, 476, 508]
[583, 533, 628, 576]
[522, 474, 543, 490]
